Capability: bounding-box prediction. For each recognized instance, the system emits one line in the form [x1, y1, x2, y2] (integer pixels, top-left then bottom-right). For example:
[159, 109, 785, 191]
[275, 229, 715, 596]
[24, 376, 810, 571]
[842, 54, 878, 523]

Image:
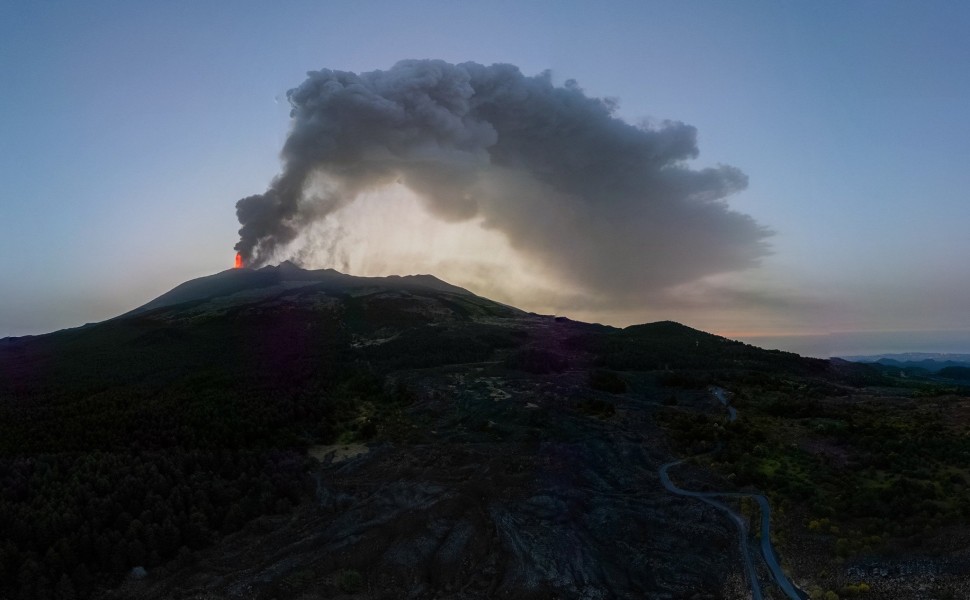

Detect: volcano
[1, 265, 941, 600]
[122, 261, 489, 319]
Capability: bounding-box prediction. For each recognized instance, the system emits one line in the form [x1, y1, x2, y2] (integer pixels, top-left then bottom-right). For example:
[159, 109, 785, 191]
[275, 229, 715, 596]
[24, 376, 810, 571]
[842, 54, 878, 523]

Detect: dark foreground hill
[1, 264, 968, 600]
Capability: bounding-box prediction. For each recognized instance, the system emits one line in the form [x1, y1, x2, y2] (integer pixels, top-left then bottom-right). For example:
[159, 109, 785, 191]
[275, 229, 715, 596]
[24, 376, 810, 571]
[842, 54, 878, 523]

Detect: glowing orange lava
[234, 252, 243, 269]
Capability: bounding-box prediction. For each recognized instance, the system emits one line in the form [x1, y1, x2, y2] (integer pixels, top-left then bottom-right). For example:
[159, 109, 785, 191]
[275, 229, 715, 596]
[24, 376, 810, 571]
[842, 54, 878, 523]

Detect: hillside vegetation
[2, 265, 968, 599]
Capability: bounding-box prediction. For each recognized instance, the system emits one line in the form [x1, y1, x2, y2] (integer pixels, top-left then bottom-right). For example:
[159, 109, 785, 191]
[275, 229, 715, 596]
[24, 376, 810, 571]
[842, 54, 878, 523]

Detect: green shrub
[337, 569, 363, 593]
[588, 369, 627, 393]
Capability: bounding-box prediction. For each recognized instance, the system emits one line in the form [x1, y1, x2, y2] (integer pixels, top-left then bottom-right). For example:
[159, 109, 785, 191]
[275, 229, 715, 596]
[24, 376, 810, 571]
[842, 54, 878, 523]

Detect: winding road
[659, 388, 806, 600]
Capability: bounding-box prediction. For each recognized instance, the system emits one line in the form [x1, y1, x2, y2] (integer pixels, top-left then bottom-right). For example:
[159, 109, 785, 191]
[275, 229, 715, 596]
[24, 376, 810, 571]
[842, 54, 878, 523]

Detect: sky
[2, 0, 969, 357]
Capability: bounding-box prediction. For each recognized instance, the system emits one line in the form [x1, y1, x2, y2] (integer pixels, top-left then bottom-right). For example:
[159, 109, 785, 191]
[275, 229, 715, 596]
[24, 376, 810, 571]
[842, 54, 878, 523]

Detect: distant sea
[732, 330, 970, 359]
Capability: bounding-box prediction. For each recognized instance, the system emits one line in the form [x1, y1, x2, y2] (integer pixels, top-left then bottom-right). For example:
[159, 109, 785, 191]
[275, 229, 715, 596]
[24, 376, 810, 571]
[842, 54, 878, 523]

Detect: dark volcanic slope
[0, 265, 867, 600]
[123, 261, 481, 317]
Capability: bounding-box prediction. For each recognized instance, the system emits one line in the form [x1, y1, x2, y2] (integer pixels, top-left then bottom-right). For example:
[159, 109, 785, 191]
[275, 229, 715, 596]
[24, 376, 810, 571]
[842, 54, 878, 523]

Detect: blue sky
[2, 1, 969, 357]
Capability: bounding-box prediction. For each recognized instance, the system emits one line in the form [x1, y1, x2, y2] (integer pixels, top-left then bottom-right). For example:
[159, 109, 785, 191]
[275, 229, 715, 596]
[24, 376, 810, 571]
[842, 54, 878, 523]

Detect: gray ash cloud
[235, 60, 769, 298]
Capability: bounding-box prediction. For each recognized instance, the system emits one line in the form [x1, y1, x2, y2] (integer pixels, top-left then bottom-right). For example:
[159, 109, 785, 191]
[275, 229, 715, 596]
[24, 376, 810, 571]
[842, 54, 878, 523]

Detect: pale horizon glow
[2, 1, 969, 358]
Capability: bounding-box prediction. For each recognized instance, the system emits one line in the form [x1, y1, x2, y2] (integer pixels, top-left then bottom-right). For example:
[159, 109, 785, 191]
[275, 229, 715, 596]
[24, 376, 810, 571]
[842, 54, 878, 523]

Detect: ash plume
[235, 60, 770, 298]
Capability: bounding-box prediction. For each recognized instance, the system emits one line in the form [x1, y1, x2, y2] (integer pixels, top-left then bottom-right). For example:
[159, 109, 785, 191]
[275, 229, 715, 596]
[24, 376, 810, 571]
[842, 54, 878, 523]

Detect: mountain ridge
[840, 352, 970, 373]
[0, 264, 905, 600]
[122, 262, 479, 319]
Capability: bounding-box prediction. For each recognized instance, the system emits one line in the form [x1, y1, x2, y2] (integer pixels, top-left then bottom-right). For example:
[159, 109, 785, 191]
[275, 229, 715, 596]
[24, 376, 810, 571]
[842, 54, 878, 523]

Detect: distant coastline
[732, 330, 970, 360]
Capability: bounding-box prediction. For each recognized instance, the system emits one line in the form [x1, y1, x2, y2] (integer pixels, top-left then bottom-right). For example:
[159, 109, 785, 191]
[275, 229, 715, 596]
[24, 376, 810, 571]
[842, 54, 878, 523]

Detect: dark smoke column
[234, 60, 497, 266]
[234, 174, 306, 266]
[234, 60, 769, 298]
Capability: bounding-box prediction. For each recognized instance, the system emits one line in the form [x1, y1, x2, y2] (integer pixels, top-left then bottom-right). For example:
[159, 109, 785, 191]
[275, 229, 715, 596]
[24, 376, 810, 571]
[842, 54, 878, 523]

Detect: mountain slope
[0, 265, 909, 600]
[123, 262, 484, 317]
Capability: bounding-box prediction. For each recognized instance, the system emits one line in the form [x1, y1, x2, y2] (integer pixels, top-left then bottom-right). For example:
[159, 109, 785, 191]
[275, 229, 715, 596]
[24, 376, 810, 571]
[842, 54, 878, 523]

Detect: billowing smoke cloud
[236, 59, 770, 298]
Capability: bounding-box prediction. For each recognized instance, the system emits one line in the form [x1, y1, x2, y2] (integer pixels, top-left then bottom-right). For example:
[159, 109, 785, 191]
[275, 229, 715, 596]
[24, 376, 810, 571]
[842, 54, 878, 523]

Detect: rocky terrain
[4, 263, 969, 599]
[107, 278, 747, 599]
